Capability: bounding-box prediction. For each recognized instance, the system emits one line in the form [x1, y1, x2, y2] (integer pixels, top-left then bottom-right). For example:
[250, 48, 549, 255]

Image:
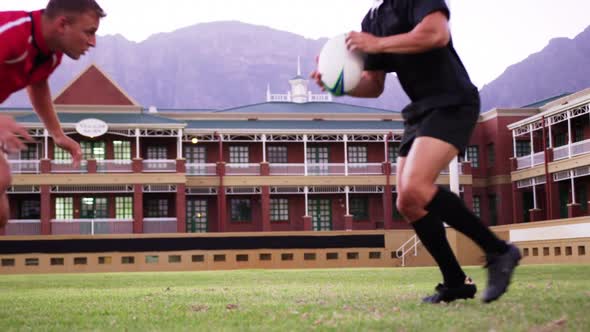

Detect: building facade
[2, 64, 589, 237]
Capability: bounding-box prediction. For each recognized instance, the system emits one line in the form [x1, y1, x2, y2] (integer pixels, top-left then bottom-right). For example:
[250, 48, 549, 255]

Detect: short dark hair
[45, 0, 106, 19]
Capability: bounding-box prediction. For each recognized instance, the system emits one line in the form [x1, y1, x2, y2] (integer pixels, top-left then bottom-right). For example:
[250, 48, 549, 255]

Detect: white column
[135, 128, 140, 159]
[532, 181, 538, 209]
[304, 186, 309, 216]
[343, 134, 348, 176]
[529, 125, 534, 167]
[43, 129, 49, 159]
[548, 120, 553, 148]
[177, 129, 183, 159]
[345, 186, 350, 215]
[262, 134, 267, 162]
[303, 134, 308, 176]
[383, 134, 388, 161]
[570, 171, 576, 204]
[449, 156, 460, 195]
[567, 111, 573, 158]
[512, 131, 517, 159]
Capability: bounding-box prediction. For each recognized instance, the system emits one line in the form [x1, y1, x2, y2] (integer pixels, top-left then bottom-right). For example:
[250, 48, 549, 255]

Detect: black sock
[426, 186, 509, 255]
[411, 212, 466, 287]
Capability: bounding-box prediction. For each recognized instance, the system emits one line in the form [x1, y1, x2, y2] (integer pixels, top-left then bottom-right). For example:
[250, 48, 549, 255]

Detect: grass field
[0, 265, 589, 331]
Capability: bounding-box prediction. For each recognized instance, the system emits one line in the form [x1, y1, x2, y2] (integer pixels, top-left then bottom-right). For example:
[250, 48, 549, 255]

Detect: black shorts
[398, 103, 480, 157]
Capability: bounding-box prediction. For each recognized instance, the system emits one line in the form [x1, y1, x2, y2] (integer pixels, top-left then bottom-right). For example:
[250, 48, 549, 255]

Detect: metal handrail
[395, 234, 421, 267]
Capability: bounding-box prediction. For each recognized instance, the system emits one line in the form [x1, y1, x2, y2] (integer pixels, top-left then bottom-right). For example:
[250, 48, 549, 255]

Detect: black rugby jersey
[362, 0, 479, 115]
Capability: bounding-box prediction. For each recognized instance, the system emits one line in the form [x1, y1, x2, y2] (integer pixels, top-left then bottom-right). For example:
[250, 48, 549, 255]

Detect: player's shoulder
[0, 10, 30, 26]
[0, 11, 31, 57]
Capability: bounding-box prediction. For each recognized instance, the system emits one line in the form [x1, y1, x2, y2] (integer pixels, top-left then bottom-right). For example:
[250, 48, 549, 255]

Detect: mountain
[479, 25, 590, 110]
[3, 21, 410, 111]
[3, 21, 590, 112]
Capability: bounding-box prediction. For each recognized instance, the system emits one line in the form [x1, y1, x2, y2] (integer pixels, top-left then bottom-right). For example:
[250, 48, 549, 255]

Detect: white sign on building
[75, 119, 108, 138]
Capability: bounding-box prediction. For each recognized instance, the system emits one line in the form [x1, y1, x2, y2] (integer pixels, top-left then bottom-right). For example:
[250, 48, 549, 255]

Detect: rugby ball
[317, 34, 364, 96]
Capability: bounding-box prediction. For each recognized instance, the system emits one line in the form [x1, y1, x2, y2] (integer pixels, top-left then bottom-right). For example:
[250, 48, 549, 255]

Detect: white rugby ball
[317, 34, 364, 96]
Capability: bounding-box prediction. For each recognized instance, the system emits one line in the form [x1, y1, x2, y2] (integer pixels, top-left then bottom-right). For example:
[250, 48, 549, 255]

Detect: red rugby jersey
[0, 10, 63, 103]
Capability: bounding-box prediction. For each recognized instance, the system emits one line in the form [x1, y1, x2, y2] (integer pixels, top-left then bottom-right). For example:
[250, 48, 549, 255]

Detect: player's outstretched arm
[346, 70, 386, 98]
[27, 80, 82, 166]
[347, 11, 450, 55]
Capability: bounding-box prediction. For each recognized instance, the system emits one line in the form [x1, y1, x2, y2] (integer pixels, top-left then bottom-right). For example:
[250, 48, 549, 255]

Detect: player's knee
[397, 184, 430, 218]
[0, 168, 11, 193]
[0, 195, 8, 228]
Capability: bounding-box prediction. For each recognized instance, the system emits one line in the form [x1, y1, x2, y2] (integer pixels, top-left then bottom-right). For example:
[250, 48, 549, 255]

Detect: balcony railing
[269, 163, 306, 175]
[142, 160, 177, 173]
[308, 163, 345, 176]
[8, 160, 40, 174]
[51, 219, 133, 235]
[517, 138, 590, 169]
[347, 163, 383, 175]
[51, 160, 88, 173]
[143, 217, 177, 233]
[226, 163, 260, 176]
[97, 160, 133, 173]
[516, 151, 545, 170]
[186, 163, 217, 176]
[5, 219, 41, 236]
[571, 139, 590, 157]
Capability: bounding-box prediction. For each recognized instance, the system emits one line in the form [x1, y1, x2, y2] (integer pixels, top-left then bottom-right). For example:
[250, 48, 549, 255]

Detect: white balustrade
[142, 160, 177, 172]
[51, 219, 133, 235]
[553, 145, 569, 161]
[226, 163, 260, 176]
[51, 160, 88, 173]
[307, 163, 346, 176]
[8, 160, 40, 174]
[347, 163, 383, 175]
[516, 155, 532, 169]
[532, 151, 545, 166]
[5, 219, 41, 236]
[269, 163, 305, 175]
[143, 217, 177, 233]
[186, 163, 217, 176]
[571, 139, 590, 157]
[97, 160, 133, 173]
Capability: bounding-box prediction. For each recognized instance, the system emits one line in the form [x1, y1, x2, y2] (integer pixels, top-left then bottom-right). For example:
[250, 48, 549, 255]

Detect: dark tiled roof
[215, 102, 398, 114]
[520, 93, 572, 108]
[186, 120, 403, 131]
[15, 113, 183, 125]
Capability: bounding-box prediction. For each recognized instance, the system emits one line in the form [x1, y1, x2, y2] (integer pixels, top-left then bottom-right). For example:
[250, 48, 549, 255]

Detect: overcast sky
[2, 0, 589, 88]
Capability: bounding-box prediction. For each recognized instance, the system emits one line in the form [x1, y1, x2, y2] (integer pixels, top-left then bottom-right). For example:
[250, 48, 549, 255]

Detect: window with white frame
[184, 145, 206, 163]
[146, 199, 168, 218]
[113, 141, 131, 160]
[116, 197, 133, 219]
[515, 140, 531, 157]
[267, 146, 287, 163]
[81, 197, 108, 219]
[230, 198, 251, 222]
[229, 146, 249, 163]
[488, 194, 498, 226]
[473, 196, 481, 217]
[388, 144, 399, 163]
[350, 197, 369, 221]
[487, 143, 495, 167]
[270, 198, 289, 222]
[147, 146, 168, 159]
[20, 144, 39, 160]
[348, 146, 367, 163]
[19, 200, 40, 219]
[466, 146, 479, 168]
[54, 145, 71, 161]
[55, 197, 74, 220]
[81, 141, 106, 160]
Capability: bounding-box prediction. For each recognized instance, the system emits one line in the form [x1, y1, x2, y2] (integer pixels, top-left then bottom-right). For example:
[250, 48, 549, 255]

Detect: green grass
[0, 265, 589, 331]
